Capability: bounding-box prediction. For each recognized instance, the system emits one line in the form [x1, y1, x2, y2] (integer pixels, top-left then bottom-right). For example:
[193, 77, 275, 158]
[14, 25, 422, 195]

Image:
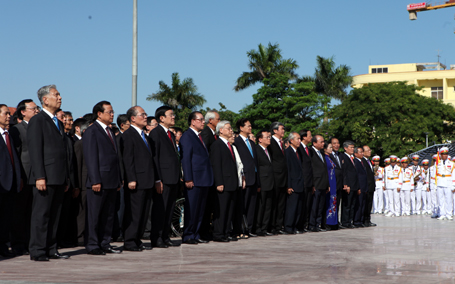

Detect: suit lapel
[94, 121, 116, 151]
[42, 112, 63, 136]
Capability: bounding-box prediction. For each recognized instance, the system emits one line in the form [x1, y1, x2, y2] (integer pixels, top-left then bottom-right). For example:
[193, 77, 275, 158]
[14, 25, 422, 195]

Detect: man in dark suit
[0, 105, 21, 258]
[73, 119, 89, 246]
[284, 132, 305, 234]
[268, 122, 287, 235]
[180, 111, 214, 244]
[255, 129, 274, 236]
[83, 101, 122, 255]
[121, 106, 156, 251]
[28, 85, 70, 261]
[199, 109, 219, 240]
[353, 147, 368, 227]
[149, 106, 181, 248]
[340, 141, 360, 229]
[308, 135, 329, 232]
[10, 99, 39, 255]
[329, 137, 343, 227]
[234, 118, 260, 237]
[298, 129, 313, 232]
[362, 145, 377, 227]
[210, 120, 238, 242]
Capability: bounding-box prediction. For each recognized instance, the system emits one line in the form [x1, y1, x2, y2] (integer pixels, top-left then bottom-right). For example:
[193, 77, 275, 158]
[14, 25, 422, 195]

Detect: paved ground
[1, 215, 455, 283]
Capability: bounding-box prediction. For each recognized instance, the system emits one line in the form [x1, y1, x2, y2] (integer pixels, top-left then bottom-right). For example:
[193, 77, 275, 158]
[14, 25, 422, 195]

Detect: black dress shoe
[31, 255, 49, 261]
[347, 224, 356, 229]
[310, 227, 322, 232]
[256, 232, 266, 237]
[369, 222, 377, 227]
[213, 237, 229, 242]
[277, 230, 286, 235]
[124, 246, 143, 251]
[182, 239, 198, 245]
[265, 232, 274, 236]
[87, 248, 106, 255]
[248, 233, 257, 237]
[283, 230, 296, 235]
[12, 248, 27, 256]
[152, 241, 168, 248]
[140, 245, 153, 250]
[294, 230, 304, 234]
[338, 225, 347, 229]
[164, 240, 180, 247]
[319, 228, 327, 232]
[48, 252, 70, 259]
[0, 250, 15, 258]
[324, 226, 332, 231]
[228, 236, 238, 241]
[363, 223, 371, 227]
[103, 247, 122, 254]
[196, 239, 209, 243]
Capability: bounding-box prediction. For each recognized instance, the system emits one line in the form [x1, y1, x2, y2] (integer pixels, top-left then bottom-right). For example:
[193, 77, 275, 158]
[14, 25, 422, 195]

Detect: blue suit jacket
[0, 131, 21, 193]
[180, 128, 213, 187]
[83, 121, 122, 189]
[285, 146, 304, 193]
[354, 158, 368, 193]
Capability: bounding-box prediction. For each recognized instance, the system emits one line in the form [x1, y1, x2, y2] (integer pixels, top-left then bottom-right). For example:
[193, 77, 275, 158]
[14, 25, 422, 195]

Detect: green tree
[328, 82, 455, 158]
[147, 72, 206, 128]
[238, 73, 325, 134]
[203, 103, 239, 125]
[234, 43, 299, 92]
[312, 56, 352, 123]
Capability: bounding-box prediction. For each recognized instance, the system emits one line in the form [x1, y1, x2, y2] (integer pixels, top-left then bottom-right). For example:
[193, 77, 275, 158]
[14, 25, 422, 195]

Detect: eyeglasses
[166, 113, 176, 118]
[136, 113, 148, 118]
[194, 118, 204, 122]
[104, 111, 115, 115]
[26, 107, 39, 111]
[224, 127, 233, 131]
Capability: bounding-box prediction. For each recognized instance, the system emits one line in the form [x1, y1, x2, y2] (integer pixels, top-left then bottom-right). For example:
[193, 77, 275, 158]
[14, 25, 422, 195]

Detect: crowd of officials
[0, 84, 378, 261]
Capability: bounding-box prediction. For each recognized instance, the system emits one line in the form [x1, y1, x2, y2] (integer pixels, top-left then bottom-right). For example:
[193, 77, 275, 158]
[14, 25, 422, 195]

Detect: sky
[1, 0, 454, 119]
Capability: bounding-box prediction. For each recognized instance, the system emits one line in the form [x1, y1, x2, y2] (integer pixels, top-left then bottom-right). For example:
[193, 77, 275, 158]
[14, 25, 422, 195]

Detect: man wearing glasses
[180, 111, 213, 244]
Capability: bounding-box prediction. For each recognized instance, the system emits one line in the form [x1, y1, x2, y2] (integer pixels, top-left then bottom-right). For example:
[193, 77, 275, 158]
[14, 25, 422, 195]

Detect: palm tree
[234, 42, 299, 91]
[314, 56, 352, 123]
[147, 72, 206, 110]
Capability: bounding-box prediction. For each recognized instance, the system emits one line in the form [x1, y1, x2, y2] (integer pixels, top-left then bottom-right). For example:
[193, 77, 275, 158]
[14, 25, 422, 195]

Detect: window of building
[431, 87, 443, 100]
[371, 67, 388, 74]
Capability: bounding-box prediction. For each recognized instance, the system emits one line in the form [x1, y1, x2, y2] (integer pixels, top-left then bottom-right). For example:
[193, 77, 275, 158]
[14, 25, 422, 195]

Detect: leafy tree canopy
[327, 82, 455, 158]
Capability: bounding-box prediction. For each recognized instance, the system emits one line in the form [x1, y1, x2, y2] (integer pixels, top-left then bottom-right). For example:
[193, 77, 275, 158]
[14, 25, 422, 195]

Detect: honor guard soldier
[372, 156, 384, 214]
[436, 147, 455, 220]
[411, 155, 423, 215]
[430, 154, 439, 218]
[421, 159, 431, 215]
[400, 157, 413, 216]
[383, 158, 391, 215]
[385, 156, 402, 217]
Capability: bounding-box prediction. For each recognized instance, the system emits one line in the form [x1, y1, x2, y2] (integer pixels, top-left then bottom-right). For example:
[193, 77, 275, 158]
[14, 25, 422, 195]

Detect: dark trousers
[299, 187, 313, 230]
[213, 189, 237, 239]
[29, 185, 65, 258]
[57, 189, 75, 246]
[112, 187, 125, 240]
[11, 184, 33, 251]
[271, 185, 287, 231]
[354, 190, 367, 225]
[336, 188, 342, 224]
[75, 188, 87, 244]
[0, 190, 16, 251]
[243, 184, 258, 232]
[199, 185, 215, 239]
[284, 191, 304, 233]
[232, 188, 245, 236]
[182, 186, 208, 241]
[341, 190, 357, 226]
[309, 189, 326, 228]
[255, 189, 273, 234]
[123, 188, 152, 249]
[151, 183, 177, 244]
[363, 191, 374, 224]
[85, 188, 116, 252]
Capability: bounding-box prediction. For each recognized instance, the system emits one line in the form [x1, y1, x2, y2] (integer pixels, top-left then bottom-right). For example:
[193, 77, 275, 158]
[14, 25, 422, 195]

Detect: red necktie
[198, 134, 206, 149]
[167, 130, 173, 143]
[296, 151, 299, 160]
[280, 140, 284, 154]
[350, 156, 354, 165]
[227, 143, 235, 160]
[305, 146, 309, 156]
[4, 132, 14, 167]
[105, 127, 116, 150]
[214, 134, 217, 140]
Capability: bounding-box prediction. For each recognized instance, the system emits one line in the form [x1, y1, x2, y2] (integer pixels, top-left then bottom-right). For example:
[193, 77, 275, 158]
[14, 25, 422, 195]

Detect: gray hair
[205, 109, 218, 124]
[216, 120, 230, 135]
[270, 121, 284, 134]
[80, 120, 90, 135]
[288, 132, 298, 141]
[37, 84, 57, 105]
[354, 146, 363, 154]
[343, 140, 355, 149]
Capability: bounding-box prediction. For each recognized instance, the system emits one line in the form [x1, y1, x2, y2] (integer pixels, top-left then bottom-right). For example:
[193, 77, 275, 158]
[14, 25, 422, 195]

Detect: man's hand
[156, 181, 163, 194]
[72, 188, 80, 198]
[397, 188, 401, 193]
[92, 184, 101, 192]
[357, 189, 361, 195]
[326, 187, 330, 194]
[36, 178, 46, 191]
[257, 187, 261, 193]
[117, 187, 121, 192]
[65, 185, 69, 193]
[287, 188, 294, 195]
[217, 185, 224, 192]
[312, 187, 315, 194]
[185, 180, 194, 189]
[411, 189, 413, 192]
[242, 178, 246, 190]
[128, 181, 136, 190]
[383, 186, 386, 191]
